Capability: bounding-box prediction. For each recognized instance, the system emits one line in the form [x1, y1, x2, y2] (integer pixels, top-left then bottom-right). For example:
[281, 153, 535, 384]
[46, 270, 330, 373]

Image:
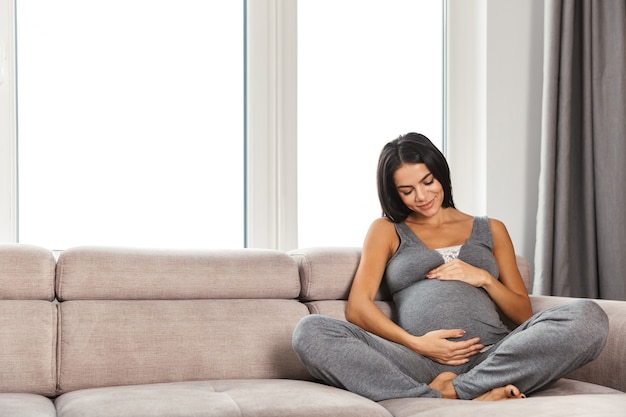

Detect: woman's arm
[486, 219, 533, 324]
[346, 218, 485, 365]
[345, 218, 407, 341]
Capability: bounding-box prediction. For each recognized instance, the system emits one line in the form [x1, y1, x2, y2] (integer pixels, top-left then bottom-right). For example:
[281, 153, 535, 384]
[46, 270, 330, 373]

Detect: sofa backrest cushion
[0, 244, 55, 300]
[55, 247, 310, 393]
[291, 247, 391, 302]
[57, 299, 309, 392]
[0, 301, 57, 396]
[56, 246, 300, 300]
[0, 244, 57, 396]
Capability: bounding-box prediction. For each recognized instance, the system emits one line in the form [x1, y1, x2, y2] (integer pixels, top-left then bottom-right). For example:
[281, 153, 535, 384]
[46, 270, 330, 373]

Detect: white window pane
[17, 0, 244, 250]
[297, 0, 444, 248]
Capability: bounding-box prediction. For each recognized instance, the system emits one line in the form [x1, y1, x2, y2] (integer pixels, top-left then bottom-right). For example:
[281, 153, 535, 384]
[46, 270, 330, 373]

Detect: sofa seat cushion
[379, 393, 626, 417]
[54, 379, 393, 417]
[379, 379, 626, 417]
[528, 378, 625, 396]
[0, 393, 57, 417]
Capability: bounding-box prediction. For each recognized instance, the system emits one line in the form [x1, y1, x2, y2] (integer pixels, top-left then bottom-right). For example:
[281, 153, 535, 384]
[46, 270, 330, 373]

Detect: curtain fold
[534, 0, 626, 300]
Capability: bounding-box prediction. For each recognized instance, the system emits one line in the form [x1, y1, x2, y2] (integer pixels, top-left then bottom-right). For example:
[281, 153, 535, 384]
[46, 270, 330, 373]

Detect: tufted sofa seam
[222, 391, 244, 417]
[292, 253, 313, 301]
[50, 304, 59, 395]
[55, 302, 63, 394]
[55, 254, 64, 302]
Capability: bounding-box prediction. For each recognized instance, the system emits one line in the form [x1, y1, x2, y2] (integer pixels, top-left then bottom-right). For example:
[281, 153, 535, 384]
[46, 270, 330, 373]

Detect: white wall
[448, 0, 544, 270]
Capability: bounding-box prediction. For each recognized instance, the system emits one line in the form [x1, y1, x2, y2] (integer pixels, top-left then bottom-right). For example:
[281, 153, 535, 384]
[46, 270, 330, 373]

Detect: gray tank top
[385, 216, 510, 345]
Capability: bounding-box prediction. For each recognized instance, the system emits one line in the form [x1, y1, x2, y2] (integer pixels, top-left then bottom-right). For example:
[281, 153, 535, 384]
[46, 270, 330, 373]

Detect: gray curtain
[534, 0, 626, 300]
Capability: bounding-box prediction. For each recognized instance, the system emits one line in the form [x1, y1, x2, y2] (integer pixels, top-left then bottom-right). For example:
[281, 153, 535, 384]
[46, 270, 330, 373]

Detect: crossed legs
[292, 300, 608, 401]
[450, 299, 608, 399]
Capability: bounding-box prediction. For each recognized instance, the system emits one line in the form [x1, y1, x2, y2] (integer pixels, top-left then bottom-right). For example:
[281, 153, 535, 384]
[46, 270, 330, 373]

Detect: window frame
[245, 0, 297, 250]
[0, 0, 17, 243]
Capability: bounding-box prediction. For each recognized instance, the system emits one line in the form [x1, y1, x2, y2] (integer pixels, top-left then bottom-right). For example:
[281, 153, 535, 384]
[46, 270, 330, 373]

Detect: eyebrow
[396, 172, 433, 189]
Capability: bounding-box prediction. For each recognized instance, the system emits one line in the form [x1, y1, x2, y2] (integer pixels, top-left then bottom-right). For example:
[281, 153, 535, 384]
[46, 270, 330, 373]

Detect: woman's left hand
[426, 259, 490, 288]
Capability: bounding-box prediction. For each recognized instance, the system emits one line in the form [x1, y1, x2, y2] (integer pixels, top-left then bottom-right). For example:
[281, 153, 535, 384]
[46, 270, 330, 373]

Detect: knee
[572, 299, 608, 329]
[292, 314, 333, 355]
[571, 300, 609, 353]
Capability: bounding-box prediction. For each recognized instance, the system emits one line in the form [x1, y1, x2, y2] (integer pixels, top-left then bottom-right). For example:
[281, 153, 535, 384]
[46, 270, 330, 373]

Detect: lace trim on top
[435, 245, 462, 263]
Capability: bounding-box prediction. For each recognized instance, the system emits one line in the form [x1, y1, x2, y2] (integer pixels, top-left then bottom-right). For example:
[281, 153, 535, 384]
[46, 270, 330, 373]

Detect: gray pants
[292, 300, 608, 401]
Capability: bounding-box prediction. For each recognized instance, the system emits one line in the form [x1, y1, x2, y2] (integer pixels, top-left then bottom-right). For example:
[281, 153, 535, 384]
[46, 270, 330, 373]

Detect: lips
[418, 199, 435, 210]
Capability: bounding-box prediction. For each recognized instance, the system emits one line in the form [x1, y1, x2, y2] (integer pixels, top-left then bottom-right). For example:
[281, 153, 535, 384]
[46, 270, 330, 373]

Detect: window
[297, 0, 444, 247]
[16, 0, 244, 249]
[3, 1, 445, 250]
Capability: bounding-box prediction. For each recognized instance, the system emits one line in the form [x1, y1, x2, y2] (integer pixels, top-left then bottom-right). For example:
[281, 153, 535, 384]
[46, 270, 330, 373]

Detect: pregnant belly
[394, 279, 509, 345]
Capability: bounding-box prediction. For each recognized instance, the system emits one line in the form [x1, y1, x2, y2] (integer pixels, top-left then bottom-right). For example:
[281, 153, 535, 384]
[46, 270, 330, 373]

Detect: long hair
[377, 133, 455, 222]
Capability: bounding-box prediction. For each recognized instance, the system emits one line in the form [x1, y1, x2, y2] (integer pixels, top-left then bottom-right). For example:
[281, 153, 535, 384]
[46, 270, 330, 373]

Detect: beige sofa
[1, 244, 625, 417]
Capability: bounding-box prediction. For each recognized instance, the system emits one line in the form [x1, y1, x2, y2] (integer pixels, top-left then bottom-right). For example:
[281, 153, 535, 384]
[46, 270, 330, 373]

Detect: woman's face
[393, 162, 444, 218]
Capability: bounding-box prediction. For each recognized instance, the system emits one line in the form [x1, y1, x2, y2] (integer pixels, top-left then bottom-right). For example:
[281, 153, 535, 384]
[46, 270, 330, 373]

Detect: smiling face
[377, 133, 455, 222]
[393, 162, 444, 218]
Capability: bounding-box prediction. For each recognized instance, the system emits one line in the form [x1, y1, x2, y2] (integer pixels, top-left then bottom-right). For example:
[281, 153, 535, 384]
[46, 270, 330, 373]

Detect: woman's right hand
[409, 329, 484, 366]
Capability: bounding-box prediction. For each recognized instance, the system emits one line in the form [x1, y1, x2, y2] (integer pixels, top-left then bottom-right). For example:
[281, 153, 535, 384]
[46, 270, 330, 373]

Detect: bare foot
[474, 385, 526, 401]
[429, 372, 526, 401]
[428, 372, 459, 399]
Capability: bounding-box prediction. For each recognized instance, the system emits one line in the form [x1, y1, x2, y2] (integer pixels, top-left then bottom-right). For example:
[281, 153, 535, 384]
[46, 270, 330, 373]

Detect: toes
[507, 385, 525, 399]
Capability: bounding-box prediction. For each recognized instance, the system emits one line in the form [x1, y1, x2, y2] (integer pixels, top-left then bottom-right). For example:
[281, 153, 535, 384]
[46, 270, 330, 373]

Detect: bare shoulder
[363, 217, 399, 257]
[487, 217, 510, 238]
[488, 217, 516, 253]
[369, 217, 397, 233]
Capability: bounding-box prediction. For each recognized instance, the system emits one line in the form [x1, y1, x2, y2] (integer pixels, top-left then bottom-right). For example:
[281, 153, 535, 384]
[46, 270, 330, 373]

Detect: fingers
[426, 264, 446, 279]
[421, 330, 485, 365]
[444, 355, 476, 365]
[427, 261, 461, 279]
[444, 337, 485, 364]
[452, 338, 483, 351]
[436, 330, 485, 352]
[450, 337, 484, 362]
[438, 328, 467, 339]
[426, 261, 488, 288]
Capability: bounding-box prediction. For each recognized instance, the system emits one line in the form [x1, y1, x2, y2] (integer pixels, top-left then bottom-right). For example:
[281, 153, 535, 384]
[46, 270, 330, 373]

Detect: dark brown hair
[377, 133, 455, 222]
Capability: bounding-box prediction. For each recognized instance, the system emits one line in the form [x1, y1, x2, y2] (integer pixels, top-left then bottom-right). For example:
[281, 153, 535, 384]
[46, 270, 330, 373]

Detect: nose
[415, 184, 426, 201]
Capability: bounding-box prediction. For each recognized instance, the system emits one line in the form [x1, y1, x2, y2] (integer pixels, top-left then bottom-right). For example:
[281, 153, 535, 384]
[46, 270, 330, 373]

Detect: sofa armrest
[530, 295, 626, 393]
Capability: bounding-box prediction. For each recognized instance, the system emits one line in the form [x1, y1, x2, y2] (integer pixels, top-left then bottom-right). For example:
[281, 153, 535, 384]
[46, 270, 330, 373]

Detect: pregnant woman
[292, 132, 608, 401]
